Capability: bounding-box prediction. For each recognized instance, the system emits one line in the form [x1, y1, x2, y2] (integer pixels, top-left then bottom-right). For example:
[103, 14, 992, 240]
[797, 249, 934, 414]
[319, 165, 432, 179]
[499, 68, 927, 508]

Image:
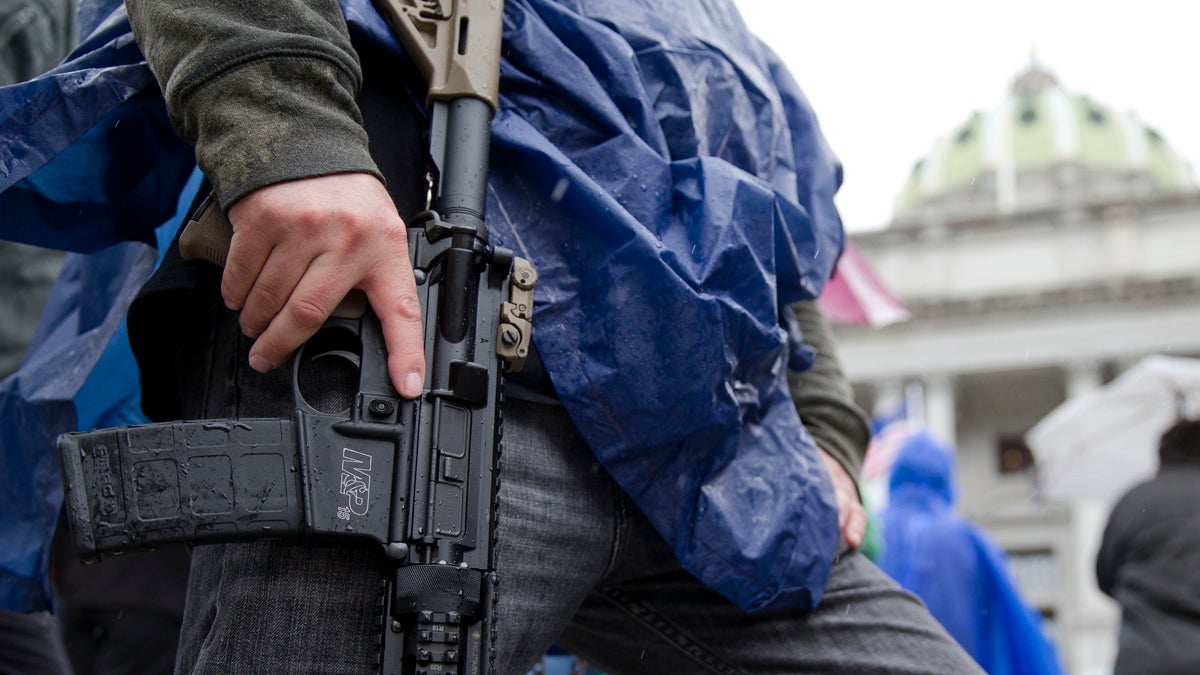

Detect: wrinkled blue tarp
[0, 169, 199, 612]
[0, 0, 844, 613]
[879, 432, 1064, 675]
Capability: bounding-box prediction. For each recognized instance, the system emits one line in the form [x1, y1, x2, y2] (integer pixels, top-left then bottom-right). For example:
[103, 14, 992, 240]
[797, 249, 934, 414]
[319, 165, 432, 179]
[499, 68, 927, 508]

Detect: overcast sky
[734, 1, 1200, 231]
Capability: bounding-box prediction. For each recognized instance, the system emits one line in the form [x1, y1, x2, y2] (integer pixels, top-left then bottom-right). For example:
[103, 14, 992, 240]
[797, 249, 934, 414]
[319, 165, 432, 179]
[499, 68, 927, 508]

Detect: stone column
[872, 378, 906, 423]
[923, 373, 957, 450]
[1066, 359, 1103, 400]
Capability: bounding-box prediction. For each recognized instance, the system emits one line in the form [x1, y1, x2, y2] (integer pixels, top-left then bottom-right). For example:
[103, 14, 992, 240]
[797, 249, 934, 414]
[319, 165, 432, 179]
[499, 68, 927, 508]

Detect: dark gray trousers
[172, 308, 980, 675]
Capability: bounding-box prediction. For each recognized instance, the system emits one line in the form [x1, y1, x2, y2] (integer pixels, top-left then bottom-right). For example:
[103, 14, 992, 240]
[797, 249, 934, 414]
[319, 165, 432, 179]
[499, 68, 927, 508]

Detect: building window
[997, 434, 1035, 474]
[1006, 547, 1061, 627]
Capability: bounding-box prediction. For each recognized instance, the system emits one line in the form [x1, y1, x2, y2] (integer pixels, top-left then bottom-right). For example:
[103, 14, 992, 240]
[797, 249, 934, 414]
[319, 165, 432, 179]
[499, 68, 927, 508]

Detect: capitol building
[835, 63, 1200, 675]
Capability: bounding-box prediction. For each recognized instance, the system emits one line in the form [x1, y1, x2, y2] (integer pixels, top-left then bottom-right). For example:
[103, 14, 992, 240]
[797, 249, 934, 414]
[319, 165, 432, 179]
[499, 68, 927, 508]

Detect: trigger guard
[310, 349, 362, 370]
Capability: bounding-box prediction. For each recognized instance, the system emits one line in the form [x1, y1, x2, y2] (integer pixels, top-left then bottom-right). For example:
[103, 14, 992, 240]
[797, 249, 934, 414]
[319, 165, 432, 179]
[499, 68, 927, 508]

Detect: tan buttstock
[375, 0, 503, 109]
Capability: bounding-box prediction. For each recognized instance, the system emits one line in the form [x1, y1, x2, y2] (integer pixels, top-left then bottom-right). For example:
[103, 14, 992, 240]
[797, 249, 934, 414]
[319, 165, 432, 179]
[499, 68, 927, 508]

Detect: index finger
[363, 262, 426, 399]
[246, 258, 349, 373]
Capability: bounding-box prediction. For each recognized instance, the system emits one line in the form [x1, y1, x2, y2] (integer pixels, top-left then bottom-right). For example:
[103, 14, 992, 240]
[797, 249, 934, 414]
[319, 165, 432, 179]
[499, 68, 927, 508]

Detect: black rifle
[57, 2, 528, 673]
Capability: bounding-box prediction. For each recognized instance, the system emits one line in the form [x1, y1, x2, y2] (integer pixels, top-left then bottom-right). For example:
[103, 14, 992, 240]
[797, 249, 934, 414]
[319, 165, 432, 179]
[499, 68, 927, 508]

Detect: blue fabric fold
[0, 242, 154, 611]
[0, 3, 194, 252]
[0, 0, 845, 613]
[0, 168, 200, 612]
[485, 0, 840, 610]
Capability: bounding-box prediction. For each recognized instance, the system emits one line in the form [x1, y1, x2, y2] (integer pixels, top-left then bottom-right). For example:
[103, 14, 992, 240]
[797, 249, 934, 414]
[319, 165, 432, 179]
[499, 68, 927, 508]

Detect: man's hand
[820, 450, 867, 549]
[223, 172, 426, 398]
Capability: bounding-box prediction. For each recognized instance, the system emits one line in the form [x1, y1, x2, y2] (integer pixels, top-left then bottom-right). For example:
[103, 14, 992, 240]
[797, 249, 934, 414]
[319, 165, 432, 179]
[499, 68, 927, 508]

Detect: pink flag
[819, 240, 910, 327]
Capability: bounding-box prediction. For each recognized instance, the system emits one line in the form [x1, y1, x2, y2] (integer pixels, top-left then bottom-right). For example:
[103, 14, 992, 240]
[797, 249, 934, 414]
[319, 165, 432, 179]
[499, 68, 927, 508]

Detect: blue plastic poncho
[0, 0, 843, 613]
[879, 432, 1064, 675]
[0, 170, 198, 612]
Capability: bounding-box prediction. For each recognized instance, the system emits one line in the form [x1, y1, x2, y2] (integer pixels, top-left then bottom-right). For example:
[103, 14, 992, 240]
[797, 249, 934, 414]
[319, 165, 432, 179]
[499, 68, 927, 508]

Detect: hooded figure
[879, 430, 1063, 675]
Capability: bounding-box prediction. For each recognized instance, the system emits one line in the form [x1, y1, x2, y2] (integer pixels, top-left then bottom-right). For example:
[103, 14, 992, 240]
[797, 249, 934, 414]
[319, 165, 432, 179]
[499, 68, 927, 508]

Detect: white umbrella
[1026, 354, 1200, 505]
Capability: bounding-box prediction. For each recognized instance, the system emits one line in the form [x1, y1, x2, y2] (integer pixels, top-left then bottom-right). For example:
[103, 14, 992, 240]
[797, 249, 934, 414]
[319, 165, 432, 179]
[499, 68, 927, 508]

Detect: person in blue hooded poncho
[0, 0, 982, 672]
[879, 430, 1064, 675]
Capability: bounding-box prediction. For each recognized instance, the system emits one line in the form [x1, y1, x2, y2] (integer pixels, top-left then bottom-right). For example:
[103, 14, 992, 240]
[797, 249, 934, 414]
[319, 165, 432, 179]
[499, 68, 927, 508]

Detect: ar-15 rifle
[57, 2, 529, 673]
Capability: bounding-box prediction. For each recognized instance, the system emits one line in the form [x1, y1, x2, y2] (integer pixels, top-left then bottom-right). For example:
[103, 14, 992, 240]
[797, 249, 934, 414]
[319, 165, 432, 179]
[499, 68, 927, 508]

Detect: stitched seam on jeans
[594, 586, 746, 675]
[190, 547, 228, 671]
[600, 480, 626, 580]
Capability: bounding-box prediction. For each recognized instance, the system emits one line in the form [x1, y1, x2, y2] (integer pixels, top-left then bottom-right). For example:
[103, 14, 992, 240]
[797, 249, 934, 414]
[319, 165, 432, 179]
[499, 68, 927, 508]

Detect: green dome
[894, 64, 1195, 217]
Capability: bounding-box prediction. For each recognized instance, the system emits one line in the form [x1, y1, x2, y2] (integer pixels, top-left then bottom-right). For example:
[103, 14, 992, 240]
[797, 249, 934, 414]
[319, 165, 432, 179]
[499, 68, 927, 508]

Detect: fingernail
[249, 354, 274, 373]
[402, 371, 424, 398]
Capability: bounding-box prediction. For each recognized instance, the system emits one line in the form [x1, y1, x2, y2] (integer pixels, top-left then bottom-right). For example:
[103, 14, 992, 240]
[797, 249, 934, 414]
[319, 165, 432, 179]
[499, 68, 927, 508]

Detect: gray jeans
[173, 314, 980, 675]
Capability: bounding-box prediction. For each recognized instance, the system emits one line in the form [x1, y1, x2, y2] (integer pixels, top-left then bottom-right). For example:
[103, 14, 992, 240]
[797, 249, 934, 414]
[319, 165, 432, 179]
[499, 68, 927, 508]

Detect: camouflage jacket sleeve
[125, 0, 381, 210]
[789, 300, 871, 484]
